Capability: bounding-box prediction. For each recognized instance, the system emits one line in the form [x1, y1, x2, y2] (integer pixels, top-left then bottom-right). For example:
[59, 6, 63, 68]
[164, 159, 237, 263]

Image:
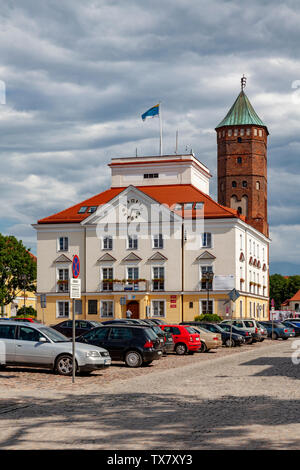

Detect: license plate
[195, 337, 200, 341]
[104, 359, 111, 364]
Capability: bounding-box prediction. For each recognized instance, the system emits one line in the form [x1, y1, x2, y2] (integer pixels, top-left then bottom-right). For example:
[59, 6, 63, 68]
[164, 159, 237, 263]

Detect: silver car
[0, 321, 111, 375]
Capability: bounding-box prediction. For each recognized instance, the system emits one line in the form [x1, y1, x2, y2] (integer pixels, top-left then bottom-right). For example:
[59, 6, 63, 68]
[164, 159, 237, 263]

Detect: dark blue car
[258, 321, 295, 340]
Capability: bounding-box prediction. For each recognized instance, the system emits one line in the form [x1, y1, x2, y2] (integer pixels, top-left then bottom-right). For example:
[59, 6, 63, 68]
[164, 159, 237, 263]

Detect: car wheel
[271, 332, 278, 340]
[125, 351, 143, 368]
[175, 343, 187, 355]
[225, 338, 234, 348]
[200, 342, 207, 353]
[55, 354, 76, 376]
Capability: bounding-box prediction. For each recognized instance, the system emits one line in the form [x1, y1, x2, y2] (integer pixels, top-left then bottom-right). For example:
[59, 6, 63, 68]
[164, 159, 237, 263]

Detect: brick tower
[215, 77, 269, 237]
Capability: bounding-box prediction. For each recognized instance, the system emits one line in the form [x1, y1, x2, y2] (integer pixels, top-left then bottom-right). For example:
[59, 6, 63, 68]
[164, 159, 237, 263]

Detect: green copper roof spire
[215, 76, 268, 132]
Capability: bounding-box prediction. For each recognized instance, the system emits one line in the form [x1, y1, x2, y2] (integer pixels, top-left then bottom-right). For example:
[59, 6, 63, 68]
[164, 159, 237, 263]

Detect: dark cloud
[0, 0, 299, 271]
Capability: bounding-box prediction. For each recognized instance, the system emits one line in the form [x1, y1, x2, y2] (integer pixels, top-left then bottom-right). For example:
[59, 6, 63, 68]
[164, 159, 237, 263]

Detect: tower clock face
[121, 198, 146, 222]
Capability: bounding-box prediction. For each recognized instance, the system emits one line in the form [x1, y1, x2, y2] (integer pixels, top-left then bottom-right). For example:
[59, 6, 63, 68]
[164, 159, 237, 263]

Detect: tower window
[259, 129, 263, 137]
[237, 207, 242, 214]
[240, 129, 244, 136]
[242, 181, 247, 188]
[228, 129, 232, 136]
[232, 181, 237, 188]
[237, 157, 242, 164]
[256, 181, 260, 190]
[234, 129, 238, 136]
[254, 128, 257, 136]
[237, 137, 242, 143]
[247, 128, 251, 136]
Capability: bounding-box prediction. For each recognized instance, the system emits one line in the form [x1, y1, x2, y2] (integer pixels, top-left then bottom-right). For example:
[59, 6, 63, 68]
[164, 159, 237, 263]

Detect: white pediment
[97, 253, 116, 262]
[148, 252, 168, 261]
[195, 251, 216, 261]
[54, 254, 72, 263]
[122, 252, 142, 262]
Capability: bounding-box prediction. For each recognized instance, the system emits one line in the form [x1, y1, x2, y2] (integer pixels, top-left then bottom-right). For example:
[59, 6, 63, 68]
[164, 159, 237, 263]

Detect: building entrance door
[126, 301, 139, 319]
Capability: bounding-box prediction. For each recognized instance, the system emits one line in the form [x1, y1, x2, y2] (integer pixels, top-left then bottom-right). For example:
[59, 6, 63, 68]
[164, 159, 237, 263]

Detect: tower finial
[241, 74, 247, 91]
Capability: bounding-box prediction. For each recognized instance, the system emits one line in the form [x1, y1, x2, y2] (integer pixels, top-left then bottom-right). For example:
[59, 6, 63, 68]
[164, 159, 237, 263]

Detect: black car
[101, 319, 149, 326]
[134, 323, 174, 354]
[51, 320, 103, 338]
[187, 322, 244, 347]
[76, 324, 163, 367]
[150, 319, 167, 325]
[217, 323, 253, 344]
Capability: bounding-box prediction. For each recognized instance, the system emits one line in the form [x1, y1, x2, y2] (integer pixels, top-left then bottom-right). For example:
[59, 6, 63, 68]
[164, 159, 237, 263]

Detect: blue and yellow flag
[141, 104, 159, 121]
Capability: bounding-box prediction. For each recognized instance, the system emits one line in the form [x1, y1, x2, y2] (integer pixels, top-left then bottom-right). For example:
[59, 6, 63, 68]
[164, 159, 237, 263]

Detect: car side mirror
[39, 337, 47, 343]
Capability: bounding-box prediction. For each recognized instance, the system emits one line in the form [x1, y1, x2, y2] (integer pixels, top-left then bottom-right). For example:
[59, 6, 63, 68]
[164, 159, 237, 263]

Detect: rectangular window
[247, 128, 251, 136]
[100, 300, 114, 318]
[151, 300, 165, 317]
[103, 236, 113, 250]
[127, 267, 139, 280]
[228, 129, 232, 136]
[57, 268, 69, 292]
[128, 235, 138, 250]
[234, 129, 238, 136]
[102, 268, 113, 291]
[78, 206, 88, 214]
[201, 300, 213, 314]
[153, 234, 163, 249]
[153, 267, 165, 291]
[240, 129, 244, 136]
[59, 237, 68, 252]
[254, 128, 257, 136]
[201, 232, 212, 248]
[57, 301, 69, 318]
[201, 266, 213, 290]
[88, 300, 98, 315]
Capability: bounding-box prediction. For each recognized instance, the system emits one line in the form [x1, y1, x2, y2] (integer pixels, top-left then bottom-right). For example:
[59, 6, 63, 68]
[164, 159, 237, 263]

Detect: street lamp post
[202, 271, 214, 314]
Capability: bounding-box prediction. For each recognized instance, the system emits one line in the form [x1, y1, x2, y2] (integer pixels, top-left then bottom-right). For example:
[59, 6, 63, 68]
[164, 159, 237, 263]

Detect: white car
[0, 321, 111, 375]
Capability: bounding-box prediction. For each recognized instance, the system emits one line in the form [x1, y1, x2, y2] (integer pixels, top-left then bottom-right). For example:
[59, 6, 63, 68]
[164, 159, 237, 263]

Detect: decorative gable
[262, 263, 267, 272]
[239, 252, 245, 262]
[122, 252, 142, 262]
[196, 251, 216, 261]
[97, 253, 116, 262]
[249, 256, 253, 265]
[148, 252, 168, 261]
[54, 254, 72, 263]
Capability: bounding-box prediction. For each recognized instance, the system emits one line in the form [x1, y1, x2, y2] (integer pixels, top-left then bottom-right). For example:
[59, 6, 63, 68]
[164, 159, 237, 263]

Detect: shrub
[194, 313, 222, 323]
[16, 306, 37, 317]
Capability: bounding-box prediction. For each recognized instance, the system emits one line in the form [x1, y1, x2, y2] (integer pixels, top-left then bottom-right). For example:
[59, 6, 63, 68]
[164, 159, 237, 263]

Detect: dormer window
[78, 206, 88, 214]
[88, 206, 97, 213]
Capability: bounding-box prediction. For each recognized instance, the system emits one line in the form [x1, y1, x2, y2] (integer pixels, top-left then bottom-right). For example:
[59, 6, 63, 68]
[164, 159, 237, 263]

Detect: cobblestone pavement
[0, 339, 299, 449]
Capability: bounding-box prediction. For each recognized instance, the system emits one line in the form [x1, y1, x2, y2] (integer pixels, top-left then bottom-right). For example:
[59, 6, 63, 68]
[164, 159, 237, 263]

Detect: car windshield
[152, 326, 162, 335]
[145, 328, 159, 341]
[90, 321, 103, 327]
[185, 327, 198, 334]
[40, 327, 69, 342]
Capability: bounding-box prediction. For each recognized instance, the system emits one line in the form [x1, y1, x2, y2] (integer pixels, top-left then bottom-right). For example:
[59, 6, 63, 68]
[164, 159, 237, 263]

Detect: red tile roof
[37, 184, 245, 224]
[288, 290, 300, 302]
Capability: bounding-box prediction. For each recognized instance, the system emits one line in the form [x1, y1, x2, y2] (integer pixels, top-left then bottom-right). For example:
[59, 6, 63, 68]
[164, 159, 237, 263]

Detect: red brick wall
[216, 125, 269, 237]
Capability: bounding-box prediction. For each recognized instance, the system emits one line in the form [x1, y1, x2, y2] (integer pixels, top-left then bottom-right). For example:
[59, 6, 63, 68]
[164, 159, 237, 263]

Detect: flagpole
[159, 103, 163, 156]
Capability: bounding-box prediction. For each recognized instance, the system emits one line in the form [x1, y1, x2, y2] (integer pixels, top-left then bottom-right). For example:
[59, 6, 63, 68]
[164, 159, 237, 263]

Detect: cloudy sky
[0, 0, 299, 274]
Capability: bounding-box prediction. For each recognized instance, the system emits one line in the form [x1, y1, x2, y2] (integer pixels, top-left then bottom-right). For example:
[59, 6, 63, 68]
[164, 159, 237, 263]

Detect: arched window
[237, 157, 242, 164]
[232, 181, 237, 188]
[237, 206, 242, 214]
[242, 181, 247, 188]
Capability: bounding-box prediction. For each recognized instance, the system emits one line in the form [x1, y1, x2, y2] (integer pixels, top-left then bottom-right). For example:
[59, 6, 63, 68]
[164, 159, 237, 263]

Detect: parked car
[258, 321, 295, 340]
[257, 322, 268, 339]
[51, 319, 103, 338]
[0, 321, 111, 375]
[150, 319, 167, 325]
[282, 321, 300, 336]
[159, 324, 201, 355]
[194, 322, 244, 347]
[283, 319, 300, 328]
[188, 326, 222, 352]
[217, 323, 253, 344]
[76, 324, 163, 367]
[10, 317, 40, 323]
[220, 319, 262, 342]
[101, 319, 149, 326]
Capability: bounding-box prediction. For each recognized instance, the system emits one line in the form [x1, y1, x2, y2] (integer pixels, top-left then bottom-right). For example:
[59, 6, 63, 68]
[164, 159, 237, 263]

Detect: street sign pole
[71, 255, 81, 384]
[228, 288, 240, 348]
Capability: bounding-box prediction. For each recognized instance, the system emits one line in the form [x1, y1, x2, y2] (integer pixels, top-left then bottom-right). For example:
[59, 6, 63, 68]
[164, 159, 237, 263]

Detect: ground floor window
[56, 301, 70, 318]
[100, 300, 114, 318]
[88, 299, 98, 315]
[200, 300, 213, 315]
[151, 300, 165, 317]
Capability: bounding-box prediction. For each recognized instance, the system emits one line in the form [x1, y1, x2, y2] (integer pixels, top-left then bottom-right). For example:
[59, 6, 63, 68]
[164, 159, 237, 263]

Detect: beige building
[33, 153, 269, 325]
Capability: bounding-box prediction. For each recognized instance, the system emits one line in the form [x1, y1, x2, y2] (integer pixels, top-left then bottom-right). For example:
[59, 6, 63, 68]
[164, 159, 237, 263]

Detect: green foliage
[194, 313, 222, 323]
[0, 234, 36, 312]
[16, 306, 37, 317]
[269, 274, 300, 309]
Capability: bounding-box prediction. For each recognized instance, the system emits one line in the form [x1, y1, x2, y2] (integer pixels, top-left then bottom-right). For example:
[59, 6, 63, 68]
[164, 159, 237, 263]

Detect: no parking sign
[72, 255, 80, 278]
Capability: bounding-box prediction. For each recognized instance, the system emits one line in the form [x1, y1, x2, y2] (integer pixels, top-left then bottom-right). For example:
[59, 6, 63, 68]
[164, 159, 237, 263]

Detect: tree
[269, 274, 300, 309]
[0, 234, 36, 315]
[16, 306, 37, 317]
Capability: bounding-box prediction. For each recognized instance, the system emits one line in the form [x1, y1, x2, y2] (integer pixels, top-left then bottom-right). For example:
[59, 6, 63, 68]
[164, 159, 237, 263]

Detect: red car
[159, 324, 201, 355]
[10, 317, 38, 323]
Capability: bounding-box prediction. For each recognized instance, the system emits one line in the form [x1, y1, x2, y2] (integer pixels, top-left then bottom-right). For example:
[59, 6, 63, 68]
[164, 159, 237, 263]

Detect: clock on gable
[121, 198, 146, 222]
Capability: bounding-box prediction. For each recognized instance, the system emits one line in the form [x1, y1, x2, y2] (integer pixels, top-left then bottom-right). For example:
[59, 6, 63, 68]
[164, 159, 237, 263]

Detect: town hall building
[34, 81, 270, 324]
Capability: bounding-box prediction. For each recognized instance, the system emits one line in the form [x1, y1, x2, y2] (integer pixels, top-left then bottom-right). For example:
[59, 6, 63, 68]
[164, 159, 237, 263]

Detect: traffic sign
[72, 255, 80, 278]
[120, 297, 126, 306]
[70, 278, 81, 299]
[228, 288, 240, 302]
[40, 294, 47, 308]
